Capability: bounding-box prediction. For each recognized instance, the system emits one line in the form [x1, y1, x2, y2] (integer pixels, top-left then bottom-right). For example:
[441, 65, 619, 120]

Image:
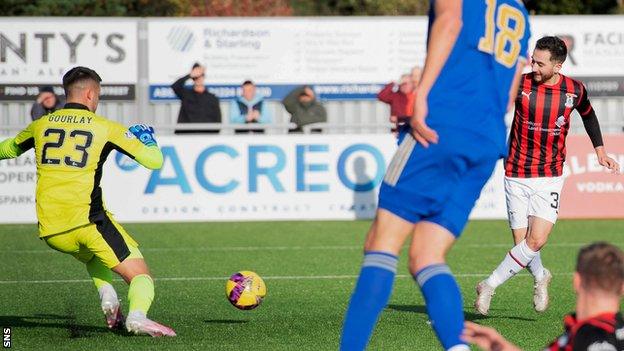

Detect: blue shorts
[378, 127, 500, 237]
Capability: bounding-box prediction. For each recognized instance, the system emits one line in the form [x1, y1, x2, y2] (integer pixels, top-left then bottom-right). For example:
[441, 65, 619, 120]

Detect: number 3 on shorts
[550, 192, 560, 210]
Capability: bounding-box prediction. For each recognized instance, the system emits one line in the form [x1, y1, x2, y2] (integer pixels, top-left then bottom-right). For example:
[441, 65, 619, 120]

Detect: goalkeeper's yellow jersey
[12, 103, 159, 237]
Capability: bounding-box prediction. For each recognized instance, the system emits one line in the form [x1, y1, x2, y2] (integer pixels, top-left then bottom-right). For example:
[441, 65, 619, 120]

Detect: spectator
[229, 80, 272, 134]
[463, 241, 624, 351]
[282, 85, 327, 133]
[171, 63, 221, 134]
[377, 74, 416, 133]
[31, 86, 64, 121]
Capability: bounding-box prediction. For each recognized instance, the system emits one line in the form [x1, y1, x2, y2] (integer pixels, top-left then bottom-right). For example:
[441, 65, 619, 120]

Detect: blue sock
[340, 251, 398, 351]
[415, 264, 466, 350]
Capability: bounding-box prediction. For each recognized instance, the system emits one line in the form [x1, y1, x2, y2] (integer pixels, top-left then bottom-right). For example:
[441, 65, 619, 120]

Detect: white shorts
[504, 175, 565, 229]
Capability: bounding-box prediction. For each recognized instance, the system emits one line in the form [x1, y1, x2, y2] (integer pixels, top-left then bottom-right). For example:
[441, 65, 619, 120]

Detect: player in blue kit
[340, 1, 530, 350]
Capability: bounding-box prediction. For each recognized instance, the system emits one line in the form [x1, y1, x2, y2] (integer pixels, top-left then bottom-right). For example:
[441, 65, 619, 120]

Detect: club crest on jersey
[565, 93, 577, 108]
[556, 115, 566, 128]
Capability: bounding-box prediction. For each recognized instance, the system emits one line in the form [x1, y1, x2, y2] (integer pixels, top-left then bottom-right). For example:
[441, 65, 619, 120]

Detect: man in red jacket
[377, 73, 416, 134]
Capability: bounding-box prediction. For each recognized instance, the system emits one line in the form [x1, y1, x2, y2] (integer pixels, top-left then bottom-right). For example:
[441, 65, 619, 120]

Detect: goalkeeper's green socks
[128, 274, 154, 315]
[86, 256, 117, 301]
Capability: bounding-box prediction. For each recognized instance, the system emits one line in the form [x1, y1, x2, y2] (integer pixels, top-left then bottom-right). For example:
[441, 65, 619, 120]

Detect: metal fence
[2, 97, 623, 136]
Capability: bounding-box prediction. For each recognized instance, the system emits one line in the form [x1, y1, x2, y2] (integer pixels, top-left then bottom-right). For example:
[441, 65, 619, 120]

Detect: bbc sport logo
[167, 26, 195, 52]
[115, 152, 139, 172]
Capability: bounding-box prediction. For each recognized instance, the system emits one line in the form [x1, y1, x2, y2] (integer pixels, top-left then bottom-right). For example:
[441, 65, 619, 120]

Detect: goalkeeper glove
[128, 124, 158, 147]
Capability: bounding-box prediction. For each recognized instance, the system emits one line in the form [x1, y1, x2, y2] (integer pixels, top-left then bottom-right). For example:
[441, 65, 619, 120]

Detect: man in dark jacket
[31, 86, 64, 121]
[171, 63, 221, 134]
[282, 86, 326, 133]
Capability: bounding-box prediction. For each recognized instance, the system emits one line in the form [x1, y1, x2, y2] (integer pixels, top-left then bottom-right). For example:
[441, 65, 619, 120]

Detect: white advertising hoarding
[0, 18, 138, 100]
[529, 16, 624, 96]
[147, 17, 428, 100]
[0, 135, 507, 224]
[147, 16, 624, 100]
[530, 16, 624, 77]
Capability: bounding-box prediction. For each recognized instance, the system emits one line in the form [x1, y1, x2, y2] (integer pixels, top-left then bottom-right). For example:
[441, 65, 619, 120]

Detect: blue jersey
[426, 0, 531, 153]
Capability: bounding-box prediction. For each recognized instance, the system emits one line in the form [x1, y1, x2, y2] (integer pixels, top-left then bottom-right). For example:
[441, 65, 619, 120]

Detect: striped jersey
[545, 312, 624, 351]
[505, 73, 594, 178]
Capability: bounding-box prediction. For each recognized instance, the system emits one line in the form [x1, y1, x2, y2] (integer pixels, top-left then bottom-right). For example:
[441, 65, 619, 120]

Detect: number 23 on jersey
[41, 128, 93, 168]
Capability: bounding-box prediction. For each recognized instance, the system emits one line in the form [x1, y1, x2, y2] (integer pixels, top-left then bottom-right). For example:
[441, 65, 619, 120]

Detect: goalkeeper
[0, 66, 175, 337]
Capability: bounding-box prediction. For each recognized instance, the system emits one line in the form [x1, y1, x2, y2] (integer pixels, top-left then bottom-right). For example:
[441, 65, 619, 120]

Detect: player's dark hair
[62, 66, 102, 96]
[535, 36, 567, 64]
[576, 242, 624, 295]
[242, 80, 254, 86]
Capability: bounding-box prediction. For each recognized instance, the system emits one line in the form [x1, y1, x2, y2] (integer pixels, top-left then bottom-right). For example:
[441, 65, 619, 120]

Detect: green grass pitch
[1, 219, 623, 350]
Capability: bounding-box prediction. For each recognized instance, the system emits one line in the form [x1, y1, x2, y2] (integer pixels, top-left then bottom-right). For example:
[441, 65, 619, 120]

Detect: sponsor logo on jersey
[565, 93, 577, 108]
[521, 91, 532, 99]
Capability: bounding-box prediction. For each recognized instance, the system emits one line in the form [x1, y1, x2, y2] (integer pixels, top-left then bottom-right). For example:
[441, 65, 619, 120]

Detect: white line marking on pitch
[1, 242, 611, 254]
[0, 272, 573, 285]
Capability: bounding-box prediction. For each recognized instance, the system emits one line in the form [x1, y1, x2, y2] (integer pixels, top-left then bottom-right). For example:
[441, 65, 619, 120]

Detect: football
[225, 271, 267, 310]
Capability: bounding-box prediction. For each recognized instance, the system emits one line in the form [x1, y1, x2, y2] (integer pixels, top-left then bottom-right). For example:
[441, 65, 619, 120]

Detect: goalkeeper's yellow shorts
[44, 212, 142, 269]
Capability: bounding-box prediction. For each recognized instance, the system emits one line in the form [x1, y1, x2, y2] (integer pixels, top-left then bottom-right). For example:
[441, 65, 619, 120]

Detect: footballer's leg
[44, 228, 123, 330]
[525, 216, 554, 312]
[103, 215, 176, 337]
[509, 225, 549, 311]
[523, 176, 563, 312]
[340, 209, 413, 350]
[477, 238, 539, 315]
[86, 255, 124, 329]
[341, 133, 427, 350]
[409, 222, 465, 351]
[512, 226, 549, 282]
[511, 227, 527, 244]
[112, 257, 174, 337]
[476, 177, 533, 315]
[85, 214, 175, 337]
[411, 150, 496, 351]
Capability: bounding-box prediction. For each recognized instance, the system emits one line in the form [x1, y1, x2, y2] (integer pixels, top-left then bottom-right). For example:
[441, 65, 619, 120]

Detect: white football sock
[486, 240, 538, 288]
[98, 283, 118, 304]
[127, 310, 147, 321]
[527, 251, 545, 281]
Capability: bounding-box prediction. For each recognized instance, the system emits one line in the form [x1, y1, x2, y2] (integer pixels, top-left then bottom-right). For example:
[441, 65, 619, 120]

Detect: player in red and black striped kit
[475, 36, 620, 316]
[545, 312, 624, 351]
[464, 242, 624, 351]
[507, 71, 598, 178]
